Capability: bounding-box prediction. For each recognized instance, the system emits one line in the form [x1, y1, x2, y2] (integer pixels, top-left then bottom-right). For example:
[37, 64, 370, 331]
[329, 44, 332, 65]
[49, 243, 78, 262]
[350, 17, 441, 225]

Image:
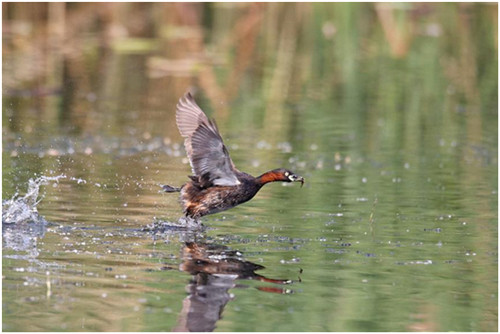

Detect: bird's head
[273, 168, 305, 187]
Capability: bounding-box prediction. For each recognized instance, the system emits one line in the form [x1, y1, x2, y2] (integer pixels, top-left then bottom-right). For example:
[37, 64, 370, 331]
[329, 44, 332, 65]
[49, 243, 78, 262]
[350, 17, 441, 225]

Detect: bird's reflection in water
[173, 241, 294, 332]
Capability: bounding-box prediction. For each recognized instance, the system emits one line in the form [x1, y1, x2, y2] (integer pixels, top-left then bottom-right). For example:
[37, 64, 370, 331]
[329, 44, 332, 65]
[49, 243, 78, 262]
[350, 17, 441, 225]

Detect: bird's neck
[256, 170, 283, 186]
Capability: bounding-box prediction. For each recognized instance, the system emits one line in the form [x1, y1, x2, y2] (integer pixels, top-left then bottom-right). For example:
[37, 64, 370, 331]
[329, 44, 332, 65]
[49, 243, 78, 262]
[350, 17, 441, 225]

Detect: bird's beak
[288, 173, 305, 187]
[295, 176, 305, 188]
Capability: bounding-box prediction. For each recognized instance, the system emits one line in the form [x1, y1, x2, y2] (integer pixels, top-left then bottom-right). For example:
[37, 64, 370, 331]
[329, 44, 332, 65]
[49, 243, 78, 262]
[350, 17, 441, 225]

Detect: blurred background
[3, 2, 497, 139]
[2, 2, 498, 332]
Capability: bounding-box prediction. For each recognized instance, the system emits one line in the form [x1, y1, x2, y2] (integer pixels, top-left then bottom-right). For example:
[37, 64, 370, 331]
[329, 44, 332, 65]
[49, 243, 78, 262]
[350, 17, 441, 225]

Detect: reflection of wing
[176, 93, 240, 187]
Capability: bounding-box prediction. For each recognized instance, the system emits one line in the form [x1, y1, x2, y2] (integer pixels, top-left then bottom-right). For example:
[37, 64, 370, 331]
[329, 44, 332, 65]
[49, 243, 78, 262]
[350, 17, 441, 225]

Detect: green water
[2, 3, 498, 332]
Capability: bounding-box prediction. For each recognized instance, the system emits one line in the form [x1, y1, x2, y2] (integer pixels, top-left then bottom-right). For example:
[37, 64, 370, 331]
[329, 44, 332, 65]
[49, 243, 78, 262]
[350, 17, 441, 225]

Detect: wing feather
[175, 92, 240, 187]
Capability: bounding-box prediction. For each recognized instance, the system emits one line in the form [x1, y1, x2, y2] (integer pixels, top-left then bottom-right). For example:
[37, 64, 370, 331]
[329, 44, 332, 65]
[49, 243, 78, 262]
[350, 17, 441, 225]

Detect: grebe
[163, 92, 304, 219]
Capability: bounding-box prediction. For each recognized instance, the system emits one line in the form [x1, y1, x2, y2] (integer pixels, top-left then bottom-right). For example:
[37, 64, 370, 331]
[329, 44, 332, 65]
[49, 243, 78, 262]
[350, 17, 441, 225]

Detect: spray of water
[2, 175, 67, 225]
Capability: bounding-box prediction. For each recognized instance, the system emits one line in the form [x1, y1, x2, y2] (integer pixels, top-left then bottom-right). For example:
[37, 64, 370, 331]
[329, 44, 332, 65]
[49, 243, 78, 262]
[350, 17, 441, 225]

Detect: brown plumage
[164, 92, 304, 219]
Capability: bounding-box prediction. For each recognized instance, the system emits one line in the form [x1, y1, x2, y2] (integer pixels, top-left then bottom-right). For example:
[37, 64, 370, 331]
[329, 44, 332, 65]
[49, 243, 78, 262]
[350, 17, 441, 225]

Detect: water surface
[2, 3, 498, 332]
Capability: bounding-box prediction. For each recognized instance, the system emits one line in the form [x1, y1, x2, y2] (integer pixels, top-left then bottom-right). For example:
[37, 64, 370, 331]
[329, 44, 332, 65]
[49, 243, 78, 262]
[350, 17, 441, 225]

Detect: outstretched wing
[176, 92, 240, 187]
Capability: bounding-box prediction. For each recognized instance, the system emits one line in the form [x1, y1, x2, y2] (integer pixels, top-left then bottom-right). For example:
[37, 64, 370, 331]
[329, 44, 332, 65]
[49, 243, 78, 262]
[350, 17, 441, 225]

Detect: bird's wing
[176, 92, 240, 187]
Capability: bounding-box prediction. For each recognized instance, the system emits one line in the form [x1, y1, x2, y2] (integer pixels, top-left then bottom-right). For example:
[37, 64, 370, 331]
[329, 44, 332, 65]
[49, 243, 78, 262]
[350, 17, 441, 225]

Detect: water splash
[144, 217, 205, 233]
[2, 174, 66, 225]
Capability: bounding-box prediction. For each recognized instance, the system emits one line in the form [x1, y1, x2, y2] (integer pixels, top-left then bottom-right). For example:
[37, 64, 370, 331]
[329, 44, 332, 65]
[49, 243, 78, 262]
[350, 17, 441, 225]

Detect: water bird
[163, 92, 304, 220]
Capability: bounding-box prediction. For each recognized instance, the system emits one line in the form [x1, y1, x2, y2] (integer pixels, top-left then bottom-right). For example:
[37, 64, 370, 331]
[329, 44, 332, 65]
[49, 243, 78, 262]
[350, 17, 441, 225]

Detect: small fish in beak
[289, 174, 304, 187]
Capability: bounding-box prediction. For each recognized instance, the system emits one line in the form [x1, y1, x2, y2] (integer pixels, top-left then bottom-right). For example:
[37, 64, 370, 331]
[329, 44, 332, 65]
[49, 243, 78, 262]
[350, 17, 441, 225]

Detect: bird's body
[164, 92, 304, 220]
[180, 171, 258, 218]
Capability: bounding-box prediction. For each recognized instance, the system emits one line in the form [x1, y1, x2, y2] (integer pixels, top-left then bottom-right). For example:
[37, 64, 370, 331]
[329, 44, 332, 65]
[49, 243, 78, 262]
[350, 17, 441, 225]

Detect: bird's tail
[162, 184, 181, 193]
